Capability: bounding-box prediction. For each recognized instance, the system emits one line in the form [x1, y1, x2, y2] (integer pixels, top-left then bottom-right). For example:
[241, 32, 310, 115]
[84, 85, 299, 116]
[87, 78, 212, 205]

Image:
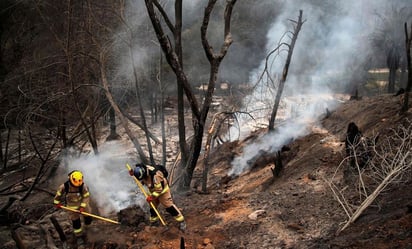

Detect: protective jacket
[141, 166, 184, 223]
[53, 181, 92, 237]
[144, 166, 169, 198]
[53, 181, 91, 210]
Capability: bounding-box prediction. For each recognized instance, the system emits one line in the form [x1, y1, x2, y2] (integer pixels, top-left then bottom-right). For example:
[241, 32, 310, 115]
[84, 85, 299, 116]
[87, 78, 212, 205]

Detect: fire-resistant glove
[146, 195, 156, 203]
[55, 203, 62, 209]
[128, 170, 134, 176]
[79, 207, 85, 213]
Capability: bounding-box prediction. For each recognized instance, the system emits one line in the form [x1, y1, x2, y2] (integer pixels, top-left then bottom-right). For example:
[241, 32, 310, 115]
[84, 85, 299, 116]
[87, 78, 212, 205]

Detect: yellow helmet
[69, 170, 83, 187]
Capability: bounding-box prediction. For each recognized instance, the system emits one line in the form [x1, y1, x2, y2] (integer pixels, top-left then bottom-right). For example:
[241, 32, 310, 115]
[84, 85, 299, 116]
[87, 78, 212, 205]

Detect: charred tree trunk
[2, 127, 11, 170]
[201, 113, 223, 192]
[388, 68, 397, 93]
[269, 10, 304, 131]
[60, 116, 68, 148]
[106, 106, 120, 141]
[145, 0, 237, 190]
[271, 151, 283, 177]
[0, 129, 3, 167]
[387, 46, 400, 94]
[401, 22, 411, 113]
[183, 0, 237, 190]
[175, 0, 189, 171]
[18, 130, 21, 163]
[158, 53, 167, 166]
[176, 0, 189, 169]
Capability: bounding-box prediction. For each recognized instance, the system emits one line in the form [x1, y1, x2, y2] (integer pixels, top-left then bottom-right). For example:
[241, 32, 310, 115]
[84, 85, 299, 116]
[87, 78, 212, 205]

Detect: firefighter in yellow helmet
[129, 163, 186, 231]
[53, 170, 92, 245]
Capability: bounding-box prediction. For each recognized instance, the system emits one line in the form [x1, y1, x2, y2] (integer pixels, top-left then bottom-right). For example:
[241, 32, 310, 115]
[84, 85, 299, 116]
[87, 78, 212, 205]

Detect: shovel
[60, 206, 120, 225]
[126, 163, 167, 226]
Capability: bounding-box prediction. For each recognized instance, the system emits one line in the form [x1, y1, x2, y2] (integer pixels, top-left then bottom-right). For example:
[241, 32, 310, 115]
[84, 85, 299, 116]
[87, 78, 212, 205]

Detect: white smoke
[61, 141, 145, 216]
[229, 0, 391, 175]
[111, 0, 206, 86]
[229, 93, 341, 176]
[229, 120, 306, 176]
[109, 0, 407, 177]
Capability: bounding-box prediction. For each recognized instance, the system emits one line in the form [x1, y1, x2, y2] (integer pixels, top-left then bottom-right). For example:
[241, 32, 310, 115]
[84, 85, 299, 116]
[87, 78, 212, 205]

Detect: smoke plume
[229, 0, 410, 176]
[61, 141, 145, 216]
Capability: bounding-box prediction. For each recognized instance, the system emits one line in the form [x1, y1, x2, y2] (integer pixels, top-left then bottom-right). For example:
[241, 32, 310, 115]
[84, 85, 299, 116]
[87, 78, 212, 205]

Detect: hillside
[1, 93, 411, 249]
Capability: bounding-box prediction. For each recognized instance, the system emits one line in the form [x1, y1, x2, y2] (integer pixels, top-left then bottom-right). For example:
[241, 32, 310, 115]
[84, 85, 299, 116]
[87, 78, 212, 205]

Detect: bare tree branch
[269, 10, 305, 130]
[326, 119, 412, 234]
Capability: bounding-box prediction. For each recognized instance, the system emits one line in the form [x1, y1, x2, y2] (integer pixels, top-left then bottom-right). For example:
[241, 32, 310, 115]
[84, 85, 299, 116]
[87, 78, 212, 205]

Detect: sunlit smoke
[229, 0, 394, 176]
[109, 0, 409, 178]
[61, 141, 145, 216]
[229, 94, 342, 176]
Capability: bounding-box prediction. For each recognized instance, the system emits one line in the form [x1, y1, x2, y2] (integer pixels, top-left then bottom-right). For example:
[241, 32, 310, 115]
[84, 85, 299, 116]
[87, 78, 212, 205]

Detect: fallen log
[50, 216, 67, 243]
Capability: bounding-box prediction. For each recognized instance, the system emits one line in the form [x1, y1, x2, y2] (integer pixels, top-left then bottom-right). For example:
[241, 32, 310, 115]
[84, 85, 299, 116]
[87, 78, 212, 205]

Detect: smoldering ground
[57, 141, 146, 216]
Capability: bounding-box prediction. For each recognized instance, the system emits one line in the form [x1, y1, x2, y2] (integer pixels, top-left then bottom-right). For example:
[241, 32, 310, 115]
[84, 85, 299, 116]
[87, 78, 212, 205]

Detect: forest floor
[1, 93, 412, 249]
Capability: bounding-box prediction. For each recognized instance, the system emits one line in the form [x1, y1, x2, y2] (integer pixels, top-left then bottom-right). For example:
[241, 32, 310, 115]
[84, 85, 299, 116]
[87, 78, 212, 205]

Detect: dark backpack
[148, 164, 169, 184]
[64, 181, 83, 194]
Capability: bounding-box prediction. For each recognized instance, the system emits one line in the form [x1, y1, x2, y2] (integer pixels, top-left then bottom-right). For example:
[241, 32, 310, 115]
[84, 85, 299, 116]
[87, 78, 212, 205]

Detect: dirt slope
[1, 93, 412, 249]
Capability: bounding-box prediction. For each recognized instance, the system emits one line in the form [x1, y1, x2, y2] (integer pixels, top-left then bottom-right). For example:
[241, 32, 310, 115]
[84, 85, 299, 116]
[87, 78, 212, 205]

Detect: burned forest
[1, 1, 412, 249]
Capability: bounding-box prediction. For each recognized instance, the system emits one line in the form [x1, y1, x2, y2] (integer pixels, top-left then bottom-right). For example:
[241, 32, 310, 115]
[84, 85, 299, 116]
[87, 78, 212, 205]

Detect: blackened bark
[106, 107, 120, 141]
[145, 0, 237, 190]
[401, 22, 411, 113]
[50, 216, 67, 243]
[269, 10, 304, 131]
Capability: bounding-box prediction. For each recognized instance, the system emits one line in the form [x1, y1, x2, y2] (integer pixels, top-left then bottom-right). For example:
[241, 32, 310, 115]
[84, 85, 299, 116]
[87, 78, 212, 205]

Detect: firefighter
[53, 170, 92, 245]
[129, 164, 186, 231]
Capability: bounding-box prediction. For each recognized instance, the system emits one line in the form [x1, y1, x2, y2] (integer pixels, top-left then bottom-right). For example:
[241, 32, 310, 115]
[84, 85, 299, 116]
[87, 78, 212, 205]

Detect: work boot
[149, 216, 160, 227]
[179, 221, 186, 231]
[76, 236, 85, 248]
[150, 220, 160, 227]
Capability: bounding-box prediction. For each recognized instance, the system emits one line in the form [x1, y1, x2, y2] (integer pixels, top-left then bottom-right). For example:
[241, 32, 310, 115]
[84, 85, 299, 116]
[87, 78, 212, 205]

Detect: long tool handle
[60, 206, 120, 224]
[126, 163, 167, 226]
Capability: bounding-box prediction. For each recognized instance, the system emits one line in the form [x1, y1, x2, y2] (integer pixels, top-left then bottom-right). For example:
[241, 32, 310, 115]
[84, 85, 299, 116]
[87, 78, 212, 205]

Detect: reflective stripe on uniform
[175, 214, 184, 222]
[83, 192, 90, 198]
[80, 203, 87, 208]
[53, 200, 60, 204]
[73, 227, 83, 234]
[152, 184, 169, 197]
[149, 216, 159, 223]
[160, 184, 169, 195]
[56, 191, 62, 196]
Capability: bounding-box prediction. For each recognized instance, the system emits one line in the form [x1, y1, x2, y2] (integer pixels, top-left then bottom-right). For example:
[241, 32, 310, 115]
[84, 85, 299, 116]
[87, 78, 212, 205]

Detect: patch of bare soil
[1, 94, 412, 249]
